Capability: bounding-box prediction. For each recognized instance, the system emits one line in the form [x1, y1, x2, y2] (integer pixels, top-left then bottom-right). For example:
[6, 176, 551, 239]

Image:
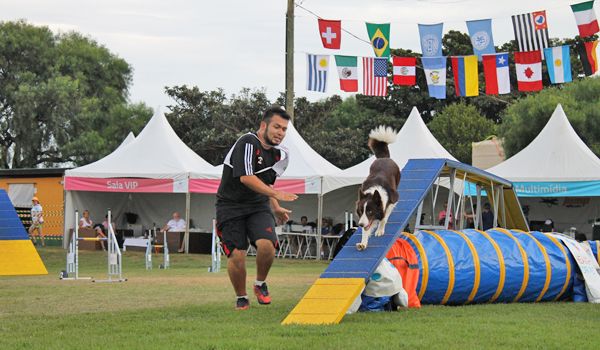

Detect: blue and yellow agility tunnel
[0, 190, 47, 276]
[401, 229, 574, 305]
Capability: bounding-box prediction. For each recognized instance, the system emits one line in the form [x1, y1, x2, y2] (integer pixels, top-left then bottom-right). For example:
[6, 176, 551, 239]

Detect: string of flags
[306, 0, 600, 98]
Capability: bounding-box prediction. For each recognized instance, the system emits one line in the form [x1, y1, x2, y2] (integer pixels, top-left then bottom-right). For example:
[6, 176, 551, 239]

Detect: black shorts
[217, 210, 277, 257]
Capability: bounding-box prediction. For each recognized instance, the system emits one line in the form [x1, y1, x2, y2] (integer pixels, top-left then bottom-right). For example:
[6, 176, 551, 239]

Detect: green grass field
[1, 247, 598, 349]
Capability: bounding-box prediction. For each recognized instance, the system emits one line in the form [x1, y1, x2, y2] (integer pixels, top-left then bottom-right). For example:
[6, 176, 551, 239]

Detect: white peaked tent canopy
[486, 104, 600, 233]
[487, 104, 600, 184]
[277, 122, 341, 193]
[65, 110, 221, 190]
[117, 132, 136, 150]
[322, 106, 457, 194]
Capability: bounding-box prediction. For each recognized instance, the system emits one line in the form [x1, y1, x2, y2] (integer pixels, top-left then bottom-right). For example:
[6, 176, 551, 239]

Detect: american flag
[362, 57, 388, 96]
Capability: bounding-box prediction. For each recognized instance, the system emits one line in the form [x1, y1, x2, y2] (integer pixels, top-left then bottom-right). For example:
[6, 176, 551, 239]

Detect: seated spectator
[331, 223, 344, 236]
[481, 203, 494, 230]
[79, 209, 93, 228]
[79, 210, 107, 251]
[161, 212, 186, 253]
[300, 216, 308, 226]
[321, 217, 333, 235]
[95, 214, 117, 251]
[438, 203, 454, 229]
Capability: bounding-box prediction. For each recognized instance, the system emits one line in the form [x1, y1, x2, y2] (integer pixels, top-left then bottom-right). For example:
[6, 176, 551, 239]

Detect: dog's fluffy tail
[368, 126, 397, 158]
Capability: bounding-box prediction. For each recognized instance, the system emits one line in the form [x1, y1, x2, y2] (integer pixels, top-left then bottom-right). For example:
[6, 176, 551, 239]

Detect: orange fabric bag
[386, 238, 422, 308]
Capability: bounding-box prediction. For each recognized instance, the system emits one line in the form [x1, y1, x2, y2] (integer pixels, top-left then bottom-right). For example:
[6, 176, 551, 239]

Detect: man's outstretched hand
[274, 190, 298, 202]
[273, 207, 292, 225]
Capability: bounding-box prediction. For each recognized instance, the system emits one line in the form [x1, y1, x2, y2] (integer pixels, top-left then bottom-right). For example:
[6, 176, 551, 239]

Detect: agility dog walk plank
[321, 159, 447, 281]
[281, 278, 365, 325]
[0, 190, 47, 276]
[282, 159, 446, 325]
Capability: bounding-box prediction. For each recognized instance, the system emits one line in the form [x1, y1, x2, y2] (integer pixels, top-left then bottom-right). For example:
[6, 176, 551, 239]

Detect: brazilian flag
[366, 23, 390, 57]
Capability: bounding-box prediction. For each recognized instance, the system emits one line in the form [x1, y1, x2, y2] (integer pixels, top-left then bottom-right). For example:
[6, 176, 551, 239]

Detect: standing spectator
[29, 197, 44, 246]
[438, 203, 454, 229]
[481, 203, 494, 230]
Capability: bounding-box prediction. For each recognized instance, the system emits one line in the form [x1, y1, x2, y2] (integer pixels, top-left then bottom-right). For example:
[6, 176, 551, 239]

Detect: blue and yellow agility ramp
[0, 189, 47, 276]
[283, 159, 529, 325]
[402, 229, 574, 304]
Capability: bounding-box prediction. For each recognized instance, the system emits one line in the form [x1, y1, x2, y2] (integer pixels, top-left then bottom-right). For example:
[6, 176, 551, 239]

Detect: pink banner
[188, 179, 221, 194]
[188, 179, 307, 194]
[274, 179, 306, 193]
[65, 177, 174, 193]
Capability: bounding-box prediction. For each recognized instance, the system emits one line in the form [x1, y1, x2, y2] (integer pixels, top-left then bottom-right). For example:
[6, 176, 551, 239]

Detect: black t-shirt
[216, 133, 282, 222]
[482, 210, 494, 230]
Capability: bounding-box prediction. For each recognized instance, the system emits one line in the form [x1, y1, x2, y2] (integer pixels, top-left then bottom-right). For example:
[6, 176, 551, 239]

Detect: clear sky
[2, 0, 595, 108]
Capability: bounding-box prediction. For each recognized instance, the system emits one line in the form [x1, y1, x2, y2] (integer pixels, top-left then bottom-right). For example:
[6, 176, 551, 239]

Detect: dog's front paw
[356, 243, 367, 251]
[374, 228, 385, 237]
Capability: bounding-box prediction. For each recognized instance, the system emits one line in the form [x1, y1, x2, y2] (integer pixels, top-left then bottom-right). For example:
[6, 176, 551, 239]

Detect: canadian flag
[318, 19, 341, 49]
[514, 51, 543, 92]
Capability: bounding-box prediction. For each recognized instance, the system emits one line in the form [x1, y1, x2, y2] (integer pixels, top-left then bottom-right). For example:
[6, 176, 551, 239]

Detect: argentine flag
[544, 46, 572, 84]
[422, 56, 447, 99]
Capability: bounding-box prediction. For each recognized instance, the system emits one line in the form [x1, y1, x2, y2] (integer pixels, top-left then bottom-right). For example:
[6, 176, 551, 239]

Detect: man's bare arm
[240, 175, 297, 201]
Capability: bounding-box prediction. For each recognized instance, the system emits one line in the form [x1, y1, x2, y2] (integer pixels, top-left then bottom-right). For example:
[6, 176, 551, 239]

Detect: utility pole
[285, 0, 295, 122]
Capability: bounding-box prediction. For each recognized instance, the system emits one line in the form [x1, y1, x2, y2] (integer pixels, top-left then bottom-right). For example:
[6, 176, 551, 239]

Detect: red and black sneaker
[235, 297, 249, 310]
[253, 283, 271, 305]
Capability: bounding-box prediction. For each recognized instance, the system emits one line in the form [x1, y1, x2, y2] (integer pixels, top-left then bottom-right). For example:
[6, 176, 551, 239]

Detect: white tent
[487, 104, 600, 233]
[117, 132, 136, 150]
[63, 110, 222, 250]
[488, 104, 600, 183]
[322, 106, 457, 194]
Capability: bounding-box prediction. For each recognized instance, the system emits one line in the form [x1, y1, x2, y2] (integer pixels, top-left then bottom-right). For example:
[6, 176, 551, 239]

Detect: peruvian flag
[571, 1, 599, 37]
[514, 51, 542, 92]
[482, 53, 511, 95]
[318, 19, 341, 49]
[392, 57, 416, 86]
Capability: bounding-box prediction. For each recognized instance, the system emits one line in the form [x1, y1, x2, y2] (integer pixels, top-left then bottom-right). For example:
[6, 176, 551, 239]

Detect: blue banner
[466, 19, 495, 60]
[418, 23, 443, 57]
[465, 181, 600, 197]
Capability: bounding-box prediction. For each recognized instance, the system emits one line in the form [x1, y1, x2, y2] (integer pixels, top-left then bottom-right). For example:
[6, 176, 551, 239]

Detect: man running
[216, 106, 297, 310]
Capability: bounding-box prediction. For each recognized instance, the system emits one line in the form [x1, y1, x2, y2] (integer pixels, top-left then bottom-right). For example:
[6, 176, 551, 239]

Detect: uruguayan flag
[306, 54, 329, 93]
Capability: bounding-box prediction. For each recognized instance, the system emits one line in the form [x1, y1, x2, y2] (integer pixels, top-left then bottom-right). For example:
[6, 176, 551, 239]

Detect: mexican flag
[571, 1, 599, 37]
[334, 55, 358, 92]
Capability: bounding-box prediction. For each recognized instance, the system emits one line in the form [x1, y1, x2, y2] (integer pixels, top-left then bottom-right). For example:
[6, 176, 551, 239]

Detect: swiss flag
[514, 51, 543, 92]
[318, 19, 341, 49]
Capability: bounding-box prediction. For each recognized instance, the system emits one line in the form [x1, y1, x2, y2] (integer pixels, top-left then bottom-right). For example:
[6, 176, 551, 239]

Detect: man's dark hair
[301, 216, 308, 221]
[263, 106, 290, 123]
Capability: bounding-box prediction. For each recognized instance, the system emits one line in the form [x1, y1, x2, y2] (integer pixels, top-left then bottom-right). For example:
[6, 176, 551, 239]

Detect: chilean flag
[318, 19, 341, 49]
[482, 53, 510, 95]
[514, 51, 543, 92]
[392, 56, 416, 86]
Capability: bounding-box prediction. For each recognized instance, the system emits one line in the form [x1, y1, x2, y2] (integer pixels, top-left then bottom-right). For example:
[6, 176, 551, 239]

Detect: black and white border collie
[356, 126, 401, 251]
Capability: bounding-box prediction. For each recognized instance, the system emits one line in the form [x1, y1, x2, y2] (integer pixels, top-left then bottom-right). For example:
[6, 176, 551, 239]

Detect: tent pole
[316, 179, 323, 261]
[185, 191, 190, 254]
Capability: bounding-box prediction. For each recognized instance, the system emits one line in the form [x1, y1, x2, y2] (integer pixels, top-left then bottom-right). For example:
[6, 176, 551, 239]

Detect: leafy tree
[499, 77, 600, 157]
[165, 86, 271, 165]
[0, 21, 151, 168]
[429, 102, 497, 163]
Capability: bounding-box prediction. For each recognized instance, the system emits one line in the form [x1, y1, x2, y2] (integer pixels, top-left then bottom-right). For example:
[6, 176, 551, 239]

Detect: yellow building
[0, 168, 67, 241]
